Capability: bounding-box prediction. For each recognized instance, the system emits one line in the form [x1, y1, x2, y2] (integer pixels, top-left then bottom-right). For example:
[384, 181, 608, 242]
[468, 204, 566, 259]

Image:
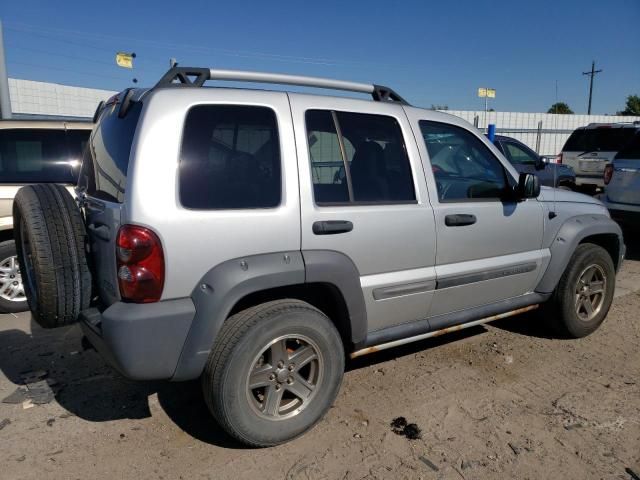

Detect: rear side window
[615, 133, 640, 160]
[79, 100, 142, 203]
[563, 127, 637, 152]
[0, 129, 86, 184]
[179, 105, 281, 209]
[305, 110, 415, 204]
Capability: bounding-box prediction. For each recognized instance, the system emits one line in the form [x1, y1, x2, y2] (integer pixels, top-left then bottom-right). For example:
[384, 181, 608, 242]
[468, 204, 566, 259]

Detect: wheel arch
[536, 214, 623, 294]
[171, 250, 366, 381]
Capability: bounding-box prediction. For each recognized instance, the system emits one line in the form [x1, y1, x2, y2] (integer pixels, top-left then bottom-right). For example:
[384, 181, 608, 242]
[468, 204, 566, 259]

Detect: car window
[79, 99, 142, 203]
[0, 129, 79, 184]
[179, 105, 281, 209]
[420, 121, 509, 202]
[305, 110, 415, 204]
[504, 142, 538, 165]
[615, 132, 640, 160]
[563, 127, 637, 152]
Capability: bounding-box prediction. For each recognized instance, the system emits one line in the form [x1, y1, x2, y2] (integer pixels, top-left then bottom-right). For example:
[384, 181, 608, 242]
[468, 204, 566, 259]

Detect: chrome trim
[436, 262, 537, 289]
[372, 280, 436, 300]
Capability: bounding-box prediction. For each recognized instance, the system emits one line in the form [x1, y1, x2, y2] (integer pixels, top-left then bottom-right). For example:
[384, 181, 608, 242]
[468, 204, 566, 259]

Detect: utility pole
[0, 19, 12, 119]
[582, 61, 602, 115]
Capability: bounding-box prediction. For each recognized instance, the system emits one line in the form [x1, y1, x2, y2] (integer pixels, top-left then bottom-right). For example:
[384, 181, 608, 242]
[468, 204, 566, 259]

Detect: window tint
[305, 110, 415, 204]
[79, 99, 142, 202]
[563, 127, 637, 152]
[615, 132, 640, 160]
[0, 129, 85, 184]
[420, 121, 508, 202]
[504, 142, 538, 165]
[179, 105, 281, 209]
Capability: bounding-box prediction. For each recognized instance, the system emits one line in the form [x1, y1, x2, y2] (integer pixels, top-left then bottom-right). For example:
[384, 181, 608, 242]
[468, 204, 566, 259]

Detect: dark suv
[491, 135, 576, 190]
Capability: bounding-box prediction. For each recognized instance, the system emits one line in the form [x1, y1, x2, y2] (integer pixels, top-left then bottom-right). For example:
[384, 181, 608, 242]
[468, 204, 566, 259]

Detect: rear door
[78, 95, 143, 306]
[405, 111, 547, 320]
[290, 94, 437, 334]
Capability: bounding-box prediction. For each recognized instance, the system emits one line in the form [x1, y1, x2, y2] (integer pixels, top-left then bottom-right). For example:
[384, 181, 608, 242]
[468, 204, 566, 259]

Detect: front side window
[305, 110, 415, 204]
[0, 129, 79, 184]
[504, 142, 538, 166]
[179, 105, 281, 209]
[420, 121, 509, 202]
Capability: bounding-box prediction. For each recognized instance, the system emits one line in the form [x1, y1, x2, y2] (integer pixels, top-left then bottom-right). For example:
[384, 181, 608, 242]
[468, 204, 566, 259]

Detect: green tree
[617, 95, 640, 116]
[547, 102, 574, 114]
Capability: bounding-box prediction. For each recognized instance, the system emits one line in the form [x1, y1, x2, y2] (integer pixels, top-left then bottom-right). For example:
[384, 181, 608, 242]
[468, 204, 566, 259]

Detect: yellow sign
[115, 52, 134, 69]
[478, 88, 496, 98]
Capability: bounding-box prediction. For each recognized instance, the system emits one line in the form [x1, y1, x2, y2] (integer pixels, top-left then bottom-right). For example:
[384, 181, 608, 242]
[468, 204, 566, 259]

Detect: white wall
[444, 110, 640, 156]
[8, 78, 116, 119]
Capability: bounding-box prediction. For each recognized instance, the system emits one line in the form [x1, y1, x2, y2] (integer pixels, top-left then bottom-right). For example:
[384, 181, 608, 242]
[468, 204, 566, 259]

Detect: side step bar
[350, 304, 538, 359]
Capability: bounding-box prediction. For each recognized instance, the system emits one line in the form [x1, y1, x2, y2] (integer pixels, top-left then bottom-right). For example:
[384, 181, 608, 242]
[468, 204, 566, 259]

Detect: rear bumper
[80, 298, 196, 380]
[575, 174, 604, 187]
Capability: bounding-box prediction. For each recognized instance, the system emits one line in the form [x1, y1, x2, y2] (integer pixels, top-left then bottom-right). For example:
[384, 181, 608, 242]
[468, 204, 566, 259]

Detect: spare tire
[13, 184, 92, 328]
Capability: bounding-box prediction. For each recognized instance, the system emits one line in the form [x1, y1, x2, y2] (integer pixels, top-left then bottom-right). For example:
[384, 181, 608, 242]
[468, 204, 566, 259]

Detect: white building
[6, 78, 639, 156]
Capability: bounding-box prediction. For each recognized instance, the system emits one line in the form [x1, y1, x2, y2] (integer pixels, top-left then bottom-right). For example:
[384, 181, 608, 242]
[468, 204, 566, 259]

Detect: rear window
[178, 105, 281, 209]
[79, 100, 142, 203]
[0, 128, 89, 184]
[615, 133, 640, 160]
[563, 127, 637, 153]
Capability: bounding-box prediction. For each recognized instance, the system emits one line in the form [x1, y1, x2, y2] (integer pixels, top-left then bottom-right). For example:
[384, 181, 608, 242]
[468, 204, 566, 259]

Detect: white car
[560, 122, 639, 190]
[603, 131, 640, 228]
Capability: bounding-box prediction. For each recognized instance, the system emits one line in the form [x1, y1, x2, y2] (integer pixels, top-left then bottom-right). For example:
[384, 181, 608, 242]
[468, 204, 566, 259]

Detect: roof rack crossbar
[153, 66, 408, 104]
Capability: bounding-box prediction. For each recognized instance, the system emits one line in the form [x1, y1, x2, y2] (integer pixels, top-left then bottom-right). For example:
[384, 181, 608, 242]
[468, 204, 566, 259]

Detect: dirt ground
[1, 234, 639, 480]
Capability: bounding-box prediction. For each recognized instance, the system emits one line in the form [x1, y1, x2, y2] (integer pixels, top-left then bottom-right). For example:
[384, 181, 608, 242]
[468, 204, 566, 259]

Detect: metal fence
[442, 110, 640, 157]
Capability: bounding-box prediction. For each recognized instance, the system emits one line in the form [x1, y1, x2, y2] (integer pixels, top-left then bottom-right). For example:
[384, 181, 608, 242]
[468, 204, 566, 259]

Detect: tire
[202, 299, 345, 447]
[0, 240, 29, 313]
[543, 243, 615, 338]
[12, 184, 92, 328]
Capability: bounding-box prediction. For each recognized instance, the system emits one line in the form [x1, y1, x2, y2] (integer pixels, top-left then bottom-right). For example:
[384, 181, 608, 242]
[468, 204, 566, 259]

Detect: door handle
[312, 220, 353, 235]
[444, 214, 477, 227]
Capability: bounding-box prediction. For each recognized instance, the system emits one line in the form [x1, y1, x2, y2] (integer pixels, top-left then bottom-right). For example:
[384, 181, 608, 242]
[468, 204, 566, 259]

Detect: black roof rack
[153, 66, 409, 105]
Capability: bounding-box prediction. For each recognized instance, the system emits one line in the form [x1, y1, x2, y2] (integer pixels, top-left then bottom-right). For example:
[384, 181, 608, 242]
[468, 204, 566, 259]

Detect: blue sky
[2, 0, 639, 114]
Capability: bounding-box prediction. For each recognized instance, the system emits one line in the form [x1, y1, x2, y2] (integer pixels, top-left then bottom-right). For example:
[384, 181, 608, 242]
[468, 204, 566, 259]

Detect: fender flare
[536, 214, 623, 294]
[171, 250, 366, 381]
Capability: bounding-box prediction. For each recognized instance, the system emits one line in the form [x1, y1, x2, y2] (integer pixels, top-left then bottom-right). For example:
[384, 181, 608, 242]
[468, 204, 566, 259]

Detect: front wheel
[544, 243, 616, 338]
[202, 299, 345, 447]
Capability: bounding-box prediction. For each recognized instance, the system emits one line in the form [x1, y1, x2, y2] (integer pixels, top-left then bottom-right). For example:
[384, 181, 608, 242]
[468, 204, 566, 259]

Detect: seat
[350, 141, 388, 202]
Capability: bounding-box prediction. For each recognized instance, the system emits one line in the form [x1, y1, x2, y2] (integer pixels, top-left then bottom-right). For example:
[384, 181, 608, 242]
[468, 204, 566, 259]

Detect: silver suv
[12, 67, 625, 447]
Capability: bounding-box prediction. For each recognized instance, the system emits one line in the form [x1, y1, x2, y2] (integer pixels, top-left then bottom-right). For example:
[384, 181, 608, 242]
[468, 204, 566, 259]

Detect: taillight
[116, 225, 164, 303]
[603, 164, 614, 185]
[557, 153, 563, 164]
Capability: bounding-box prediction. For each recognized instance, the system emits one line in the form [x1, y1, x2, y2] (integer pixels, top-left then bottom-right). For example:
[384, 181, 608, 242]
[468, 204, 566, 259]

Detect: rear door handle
[312, 220, 353, 235]
[444, 214, 477, 227]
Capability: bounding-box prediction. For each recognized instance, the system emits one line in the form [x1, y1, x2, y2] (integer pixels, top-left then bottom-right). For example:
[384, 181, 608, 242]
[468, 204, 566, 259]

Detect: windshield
[0, 128, 90, 184]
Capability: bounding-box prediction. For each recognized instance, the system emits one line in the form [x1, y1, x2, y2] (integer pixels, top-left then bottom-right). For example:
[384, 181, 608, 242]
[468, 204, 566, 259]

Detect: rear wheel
[202, 299, 344, 447]
[543, 243, 615, 338]
[13, 184, 92, 328]
[0, 240, 28, 313]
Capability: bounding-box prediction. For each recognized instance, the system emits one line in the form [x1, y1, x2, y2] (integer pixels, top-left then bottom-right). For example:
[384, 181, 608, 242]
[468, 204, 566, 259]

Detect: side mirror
[535, 157, 546, 170]
[517, 173, 540, 199]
